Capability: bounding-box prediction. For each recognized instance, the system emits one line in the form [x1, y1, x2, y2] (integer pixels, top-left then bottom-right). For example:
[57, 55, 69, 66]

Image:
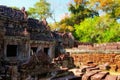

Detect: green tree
[59, 0, 98, 33]
[89, 0, 120, 19]
[58, 0, 99, 35]
[59, 23, 74, 32]
[28, 0, 52, 20]
[49, 22, 59, 31]
[68, 0, 99, 24]
[74, 15, 120, 43]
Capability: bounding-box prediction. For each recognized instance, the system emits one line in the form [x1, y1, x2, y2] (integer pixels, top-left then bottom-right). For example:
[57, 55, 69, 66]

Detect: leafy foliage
[89, 0, 120, 19]
[26, 0, 120, 43]
[49, 22, 59, 31]
[59, 0, 98, 32]
[28, 0, 52, 20]
[67, 0, 99, 25]
[74, 16, 120, 43]
[59, 0, 120, 43]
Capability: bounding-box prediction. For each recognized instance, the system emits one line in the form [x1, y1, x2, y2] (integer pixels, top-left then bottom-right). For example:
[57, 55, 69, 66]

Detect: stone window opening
[6, 45, 18, 57]
[44, 47, 49, 55]
[31, 47, 37, 56]
[31, 47, 37, 53]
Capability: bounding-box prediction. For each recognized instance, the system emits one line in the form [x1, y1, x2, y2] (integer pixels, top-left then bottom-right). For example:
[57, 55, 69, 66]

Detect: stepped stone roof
[0, 5, 25, 21]
[0, 5, 55, 42]
[27, 18, 54, 41]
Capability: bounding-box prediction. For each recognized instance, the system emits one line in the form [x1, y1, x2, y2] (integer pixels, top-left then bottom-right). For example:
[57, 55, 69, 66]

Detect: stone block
[117, 75, 120, 80]
[86, 67, 99, 72]
[82, 70, 101, 80]
[90, 72, 109, 80]
[104, 75, 117, 80]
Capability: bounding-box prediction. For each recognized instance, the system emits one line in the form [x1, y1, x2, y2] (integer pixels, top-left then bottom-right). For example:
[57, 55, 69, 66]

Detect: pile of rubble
[53, 53, 75, 69]
[50, 62, 120, 80]
[71, 53, 120, 72]
[18, 53, 75, 80]
[0, 53, 120, 80]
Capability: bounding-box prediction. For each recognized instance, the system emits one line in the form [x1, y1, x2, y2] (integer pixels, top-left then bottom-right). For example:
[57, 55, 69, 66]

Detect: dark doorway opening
[44, 48, 49, 55]
[7, 45, 17, 57]
[31, 47, 37, 53]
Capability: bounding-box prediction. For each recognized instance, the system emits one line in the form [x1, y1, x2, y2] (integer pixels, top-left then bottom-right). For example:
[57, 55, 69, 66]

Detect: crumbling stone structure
[0, 5, 56, 79]
[71, 53, 120, 72]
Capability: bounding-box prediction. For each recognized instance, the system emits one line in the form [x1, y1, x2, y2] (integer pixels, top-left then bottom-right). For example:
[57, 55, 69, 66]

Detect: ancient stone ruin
[0, 5, 58, 79]
[0, 5, 120, 80]
[0, 5, 76, 80]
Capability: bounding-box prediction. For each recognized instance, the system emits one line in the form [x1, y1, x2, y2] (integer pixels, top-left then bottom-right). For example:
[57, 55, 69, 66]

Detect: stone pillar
[28, 43, 31, 58]
[0, 36, 4, 57]
[24, 42, 30, 60]
[18, 41, 30, 60]
[4, 39, 7, 58]
[11, 66, 18, 80]
[48, 45, 55, 59]
[36, 46, 43, 53]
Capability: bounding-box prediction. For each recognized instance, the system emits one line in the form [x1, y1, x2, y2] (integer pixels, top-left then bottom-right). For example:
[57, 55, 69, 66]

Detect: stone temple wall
[71, 53, 120, 72]
[74, 42, 120, 51]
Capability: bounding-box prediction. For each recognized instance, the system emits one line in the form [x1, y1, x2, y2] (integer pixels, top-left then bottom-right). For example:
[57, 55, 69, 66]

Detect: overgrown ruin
[0, 5, 76, 80]
[0, 5, 58, 79]
[0, 5, 120, 80]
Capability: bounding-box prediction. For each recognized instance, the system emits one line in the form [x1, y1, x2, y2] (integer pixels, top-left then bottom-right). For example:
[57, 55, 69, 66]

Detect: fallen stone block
[80, 65, 95, 73]
[51, 75, 81, 80]
[117, 75, 120, 80]
[104, 75, 117, 80]
[86, 67, 99, 72]
[90, 71, 109, 80]
[82, 70, 101, 80]
[68, 68, 83, 77]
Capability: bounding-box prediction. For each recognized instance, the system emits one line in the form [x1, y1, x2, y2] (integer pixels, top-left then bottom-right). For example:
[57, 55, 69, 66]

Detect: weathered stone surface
[0, 5, 57, 80]
[104, 75, 117, 80]
[0, 5, 24, 21]
[71, 53, 120, 72]
[51, 75, 81, 80]
[117, 75, 120, 80]
[82, 70, 101, 80]
[53, 53, 75, 69]
[68, 68, 83, 77]
[74, 42, 120, 51]
[90, 72, 109, 80]
[86, 67, 100, 72]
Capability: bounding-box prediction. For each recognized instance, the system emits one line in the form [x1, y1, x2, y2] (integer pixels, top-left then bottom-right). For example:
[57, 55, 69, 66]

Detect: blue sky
[0, 0, 71, 23]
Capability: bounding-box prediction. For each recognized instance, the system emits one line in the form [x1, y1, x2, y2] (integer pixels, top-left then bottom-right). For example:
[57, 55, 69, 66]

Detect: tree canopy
[58, 0, 120, 43]
[28, 0, 52, 20]
[60, 0, 98, 26]
[89, 0, 120, 19]
[25, 0, 120, 43]
[74, 16, 120, 43]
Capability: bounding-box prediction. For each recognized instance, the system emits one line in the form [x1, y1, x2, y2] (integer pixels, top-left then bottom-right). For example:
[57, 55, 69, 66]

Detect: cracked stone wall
[71, 53, 120, 72]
